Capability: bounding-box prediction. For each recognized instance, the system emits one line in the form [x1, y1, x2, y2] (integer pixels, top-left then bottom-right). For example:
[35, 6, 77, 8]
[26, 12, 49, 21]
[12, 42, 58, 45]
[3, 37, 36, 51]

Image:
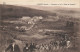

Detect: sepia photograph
[0, 0, 80, 52]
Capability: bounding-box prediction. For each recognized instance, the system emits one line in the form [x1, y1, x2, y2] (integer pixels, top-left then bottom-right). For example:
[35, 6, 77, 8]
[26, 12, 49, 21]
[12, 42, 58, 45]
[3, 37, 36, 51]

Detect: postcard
[0, 0, 80, 52]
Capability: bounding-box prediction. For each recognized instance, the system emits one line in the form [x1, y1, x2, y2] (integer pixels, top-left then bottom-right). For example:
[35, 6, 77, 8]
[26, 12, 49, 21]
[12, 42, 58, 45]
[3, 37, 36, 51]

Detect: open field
[0, 4, 80, 52]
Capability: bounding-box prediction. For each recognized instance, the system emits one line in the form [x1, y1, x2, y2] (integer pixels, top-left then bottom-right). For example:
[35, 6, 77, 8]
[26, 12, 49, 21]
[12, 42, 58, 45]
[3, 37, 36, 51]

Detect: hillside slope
[0, 4, 56, 20]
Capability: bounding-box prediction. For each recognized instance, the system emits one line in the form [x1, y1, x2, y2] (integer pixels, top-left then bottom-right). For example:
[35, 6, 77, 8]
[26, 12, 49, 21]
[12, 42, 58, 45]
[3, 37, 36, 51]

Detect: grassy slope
[0, 4, 56, 20]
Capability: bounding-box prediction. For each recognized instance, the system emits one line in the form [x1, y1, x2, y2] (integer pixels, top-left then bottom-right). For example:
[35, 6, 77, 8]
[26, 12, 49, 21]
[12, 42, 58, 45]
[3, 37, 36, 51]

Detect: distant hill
[25, 5, 80, 18]
[0, 4, 56, 20]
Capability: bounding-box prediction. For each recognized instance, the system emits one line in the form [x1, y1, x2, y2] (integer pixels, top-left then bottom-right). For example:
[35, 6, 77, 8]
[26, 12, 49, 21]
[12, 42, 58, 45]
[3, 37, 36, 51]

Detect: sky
[0, 0, 80, 8]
